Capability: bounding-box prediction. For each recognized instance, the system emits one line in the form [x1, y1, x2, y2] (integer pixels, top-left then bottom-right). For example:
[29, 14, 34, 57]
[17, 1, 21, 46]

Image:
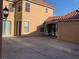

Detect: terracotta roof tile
[45, 10, 79, 24]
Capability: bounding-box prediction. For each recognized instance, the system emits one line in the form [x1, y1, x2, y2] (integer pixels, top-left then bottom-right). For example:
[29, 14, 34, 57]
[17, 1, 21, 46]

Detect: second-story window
[8, 0, 15, 2]
[18, 0, 21, 1]
[18, 2, 22, 12]
[18, 5, 21, 12]
[25, 2, 30, 12]
[45, 8, 48, 13]
[9, 2, 14, 12]
[25, 0, 29, 1]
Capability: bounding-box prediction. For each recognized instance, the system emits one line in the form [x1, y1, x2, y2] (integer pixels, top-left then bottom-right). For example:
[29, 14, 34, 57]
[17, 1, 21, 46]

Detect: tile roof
[45, 10, 79, 24]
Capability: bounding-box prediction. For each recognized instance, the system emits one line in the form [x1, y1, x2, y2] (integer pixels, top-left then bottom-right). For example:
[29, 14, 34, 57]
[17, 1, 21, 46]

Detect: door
[16, 21, 22, 36]
[3, 20, 11, 35]
[46, 24, 56, 37]
[52, 24, 56, 37]
[46, 24, 53, 36]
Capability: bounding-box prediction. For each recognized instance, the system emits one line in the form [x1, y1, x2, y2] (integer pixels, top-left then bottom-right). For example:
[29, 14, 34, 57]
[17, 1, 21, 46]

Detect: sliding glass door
[3, 20, 11, 35]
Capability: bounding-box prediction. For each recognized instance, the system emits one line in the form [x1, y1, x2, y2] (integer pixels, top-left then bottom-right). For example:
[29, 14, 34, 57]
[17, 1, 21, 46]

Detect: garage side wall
[58, 21, 79, 43]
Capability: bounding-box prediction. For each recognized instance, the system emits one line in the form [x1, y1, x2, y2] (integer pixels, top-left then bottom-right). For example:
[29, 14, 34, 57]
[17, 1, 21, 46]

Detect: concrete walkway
[2, 37, 79, 59]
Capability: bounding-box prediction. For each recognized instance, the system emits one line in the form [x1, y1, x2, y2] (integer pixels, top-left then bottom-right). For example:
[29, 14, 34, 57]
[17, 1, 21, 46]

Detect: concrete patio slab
[2, 37, 79, 59]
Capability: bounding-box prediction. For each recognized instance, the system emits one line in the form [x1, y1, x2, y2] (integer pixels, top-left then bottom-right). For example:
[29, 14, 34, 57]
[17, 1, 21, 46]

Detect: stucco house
[3, 0, 53, 37]
[44, 10, 79, 43]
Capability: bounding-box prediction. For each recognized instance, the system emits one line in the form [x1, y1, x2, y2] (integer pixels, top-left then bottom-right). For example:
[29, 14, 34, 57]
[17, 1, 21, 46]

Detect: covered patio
[44, 10, 79, 43]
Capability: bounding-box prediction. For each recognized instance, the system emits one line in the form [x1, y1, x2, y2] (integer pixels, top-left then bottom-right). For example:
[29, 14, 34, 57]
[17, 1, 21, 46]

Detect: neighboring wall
[21, 0, 53, 35]
[58, 21, 79, 43]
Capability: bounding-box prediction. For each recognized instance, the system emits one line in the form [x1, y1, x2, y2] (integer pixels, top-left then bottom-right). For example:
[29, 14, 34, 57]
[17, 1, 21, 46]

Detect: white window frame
[23, 21, 29, 33]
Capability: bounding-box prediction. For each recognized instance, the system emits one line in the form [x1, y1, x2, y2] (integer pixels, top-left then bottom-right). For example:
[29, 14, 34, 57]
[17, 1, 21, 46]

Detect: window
[18, 2, 22, 12]
[45, 8, 48, 13]
[9, 2, 14, 12]
[18, 0, 21, 1]
[40, 27, 44, 32]
[25, 0, 29, 1]
[25, 2, 30, 12]
[23, 21, 29, 32]
[8, 0, 15, 2]
[18, 6, 21, 12]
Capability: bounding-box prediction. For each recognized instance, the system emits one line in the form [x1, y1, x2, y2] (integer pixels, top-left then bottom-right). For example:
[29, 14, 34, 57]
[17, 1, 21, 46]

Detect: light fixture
[3, 6, 9, 18]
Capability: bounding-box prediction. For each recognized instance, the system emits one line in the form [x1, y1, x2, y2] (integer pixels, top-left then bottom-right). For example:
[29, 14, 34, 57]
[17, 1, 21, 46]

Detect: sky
[45, 0, 79, 16]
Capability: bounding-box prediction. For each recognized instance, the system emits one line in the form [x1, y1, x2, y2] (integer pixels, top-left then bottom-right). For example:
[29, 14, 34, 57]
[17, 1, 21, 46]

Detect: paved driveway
[2, 37, 79, 59]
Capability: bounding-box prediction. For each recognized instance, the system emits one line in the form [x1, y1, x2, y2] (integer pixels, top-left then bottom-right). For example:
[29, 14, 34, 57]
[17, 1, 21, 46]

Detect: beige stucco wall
[58, 21, 79, 43]
[15, 1, 22, 21]
[3, 1, 15, 36]
[21, 0, 53, 36]
[3, 0, 53, 36]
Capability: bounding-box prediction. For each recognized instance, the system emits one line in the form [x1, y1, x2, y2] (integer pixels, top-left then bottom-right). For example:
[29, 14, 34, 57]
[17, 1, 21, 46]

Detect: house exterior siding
[3, 0, 53, 37]
[3, 0, 15, 37]
[22, 0, 53, 36]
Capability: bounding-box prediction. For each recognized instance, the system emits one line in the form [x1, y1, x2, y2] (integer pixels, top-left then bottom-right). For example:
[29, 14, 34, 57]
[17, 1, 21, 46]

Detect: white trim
[22, 21, 30, 33]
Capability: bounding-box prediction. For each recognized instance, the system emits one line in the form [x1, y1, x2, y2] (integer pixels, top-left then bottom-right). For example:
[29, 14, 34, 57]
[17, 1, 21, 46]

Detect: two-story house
[3, 0, 53, 37]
